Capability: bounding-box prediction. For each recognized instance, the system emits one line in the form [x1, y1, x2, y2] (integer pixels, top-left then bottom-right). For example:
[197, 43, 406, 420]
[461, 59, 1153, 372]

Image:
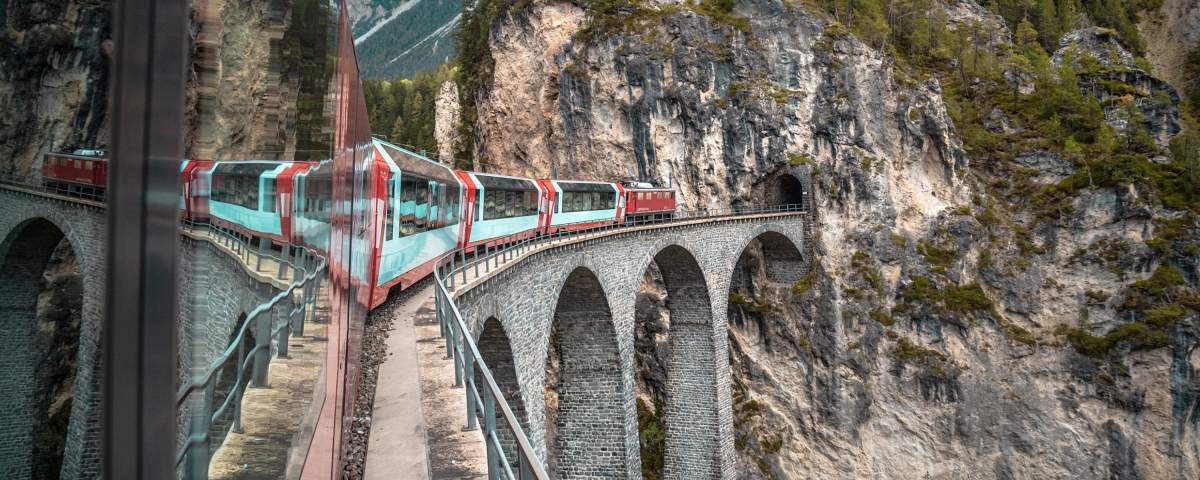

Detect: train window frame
[262, 177, 276, 213]
[386, 177, 396, 241]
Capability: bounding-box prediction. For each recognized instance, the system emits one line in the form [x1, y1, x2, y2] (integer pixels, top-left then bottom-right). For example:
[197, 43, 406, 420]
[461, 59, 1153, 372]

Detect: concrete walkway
[363, 287, 487, 479]
[365, 284, 436, 479]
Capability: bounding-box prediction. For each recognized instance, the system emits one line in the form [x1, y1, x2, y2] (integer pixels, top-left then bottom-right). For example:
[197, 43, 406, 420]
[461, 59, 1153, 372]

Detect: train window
[484, 190, 496, 220]
[211, 163, 274, 210]
[385, 179, 395, 240]
[75, 160, 82, 169]
[415, 180, 429, 230]
[445, 185, 458, 225]
[262, 178, 276, 212]
[85, 162, 93, 171]
[400, 177, 416, 236]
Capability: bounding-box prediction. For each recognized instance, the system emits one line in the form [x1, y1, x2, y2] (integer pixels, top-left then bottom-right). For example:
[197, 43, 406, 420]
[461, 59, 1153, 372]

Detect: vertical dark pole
[105, 0, 187, 479]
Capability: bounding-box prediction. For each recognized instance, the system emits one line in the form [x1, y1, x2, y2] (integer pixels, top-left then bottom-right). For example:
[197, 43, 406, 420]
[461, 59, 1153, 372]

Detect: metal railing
[0, 173, 107, 204]
[173, 223, 327, 480]
[431, 203, 807, 480]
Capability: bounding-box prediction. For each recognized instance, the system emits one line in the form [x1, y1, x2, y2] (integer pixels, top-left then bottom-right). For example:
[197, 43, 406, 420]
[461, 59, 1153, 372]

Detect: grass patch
[792, 269, 818, 295]
[944, 283, 993, 313]
[893, 337, 954, 375]
[871, 307, 895, 326]
[918, 240, 958, 268]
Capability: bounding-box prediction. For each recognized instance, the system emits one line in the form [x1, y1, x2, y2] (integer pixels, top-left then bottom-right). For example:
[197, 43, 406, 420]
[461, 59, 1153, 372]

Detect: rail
[173, 222, 327, 480]
[432, 203, 806, 479]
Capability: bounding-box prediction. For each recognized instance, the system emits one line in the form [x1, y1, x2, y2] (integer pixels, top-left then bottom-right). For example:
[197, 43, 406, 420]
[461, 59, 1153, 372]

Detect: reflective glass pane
[0, 0, 111, 477]
[175, 0, 372, 477]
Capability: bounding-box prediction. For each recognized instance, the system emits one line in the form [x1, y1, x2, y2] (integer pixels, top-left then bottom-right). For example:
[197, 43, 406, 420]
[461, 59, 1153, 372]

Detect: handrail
[0, 173, 107, 205]
[173, 222, 327, 480]
[432, 202, 807, 479]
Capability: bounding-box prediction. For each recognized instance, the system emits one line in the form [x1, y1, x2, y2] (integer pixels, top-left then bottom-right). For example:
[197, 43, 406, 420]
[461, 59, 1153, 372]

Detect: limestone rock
[434, 80, 461, 165]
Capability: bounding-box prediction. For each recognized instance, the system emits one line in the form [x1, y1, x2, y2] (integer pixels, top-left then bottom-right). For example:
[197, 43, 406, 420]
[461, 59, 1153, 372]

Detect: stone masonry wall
[453, 215, 808, 479]
[0, 190, 105, 480]
[0, 188, 285, 480]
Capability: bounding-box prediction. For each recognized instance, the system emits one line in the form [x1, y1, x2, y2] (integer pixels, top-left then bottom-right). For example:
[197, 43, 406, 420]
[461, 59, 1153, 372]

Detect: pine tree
[1034, 0, 1060, 51]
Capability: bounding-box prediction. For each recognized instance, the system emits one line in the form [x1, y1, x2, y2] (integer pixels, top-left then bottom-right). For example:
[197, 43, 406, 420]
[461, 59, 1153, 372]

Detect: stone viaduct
[452, 211, 811, 479]
[0, 185, 286, 480]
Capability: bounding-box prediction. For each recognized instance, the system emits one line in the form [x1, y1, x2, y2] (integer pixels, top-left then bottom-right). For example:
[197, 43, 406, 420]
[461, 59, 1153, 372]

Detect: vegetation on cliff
[363, 64, 456, 158]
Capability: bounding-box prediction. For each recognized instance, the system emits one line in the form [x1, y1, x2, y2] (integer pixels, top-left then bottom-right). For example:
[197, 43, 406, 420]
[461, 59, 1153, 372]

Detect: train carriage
[180, 159, 215, 222]
[624, 186, 676, 222]
[537, 179, 625, 234]
[206, 161, 311, 243]
[369, 140, 463, 308]
[42, 153, 108, 198]
[457, 171, 542, 249]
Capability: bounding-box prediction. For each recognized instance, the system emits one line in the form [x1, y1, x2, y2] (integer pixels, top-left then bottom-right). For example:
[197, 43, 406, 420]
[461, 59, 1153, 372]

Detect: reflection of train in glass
[171, 138, 676, 308]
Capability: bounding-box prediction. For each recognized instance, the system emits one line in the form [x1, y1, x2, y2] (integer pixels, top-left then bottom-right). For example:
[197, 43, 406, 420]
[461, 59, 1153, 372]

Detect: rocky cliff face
[461, 0, 1200, 478]
[187, 0, 334, 161]
[0, 0, 112, 177]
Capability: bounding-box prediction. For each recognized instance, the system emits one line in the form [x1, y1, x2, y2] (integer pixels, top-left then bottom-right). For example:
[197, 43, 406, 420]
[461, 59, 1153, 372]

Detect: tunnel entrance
[0, 218, 82, 480]
[633, 245, 720, 479]
[545, 267, 625, 479]
[762, 172, 805, 208]
[476, 317, 527, 463]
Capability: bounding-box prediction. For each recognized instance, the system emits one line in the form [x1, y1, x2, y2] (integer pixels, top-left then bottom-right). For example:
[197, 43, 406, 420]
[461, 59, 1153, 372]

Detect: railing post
[251, 312, 271, 388]
[186, 381, 214, 480]
[484, 388, 499, 480]
[278, 244, 291, 280]
[256, 237, 268, 270]
[232, 338, 246, 434]
[293, 284, 307, 337]
[277, 306, 291, 359]
[464, 332, 477, 431]
[453, 319, 464, 387]
[445, 297, 455, 361]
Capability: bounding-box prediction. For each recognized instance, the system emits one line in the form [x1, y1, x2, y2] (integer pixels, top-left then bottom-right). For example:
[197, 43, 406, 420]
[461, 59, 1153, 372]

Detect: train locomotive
[106, 138, 675, 309]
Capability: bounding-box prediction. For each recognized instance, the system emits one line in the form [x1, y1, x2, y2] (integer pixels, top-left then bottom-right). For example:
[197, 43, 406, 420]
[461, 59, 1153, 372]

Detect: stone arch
[635, 244, 721, 478]
[0, 218, 84, 479]
[732, 229, 806, 287]
[475, 316, 528, 463]
[545, 266, 627, 479]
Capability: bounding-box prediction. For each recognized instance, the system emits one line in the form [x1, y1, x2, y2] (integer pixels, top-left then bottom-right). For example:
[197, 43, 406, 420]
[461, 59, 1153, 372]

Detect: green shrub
[944, 283, 993, 313]
[918, 240, 958, 267]
[787, 152, 813, 166]
[1062, 321, 1171, 358]
[870, 307, 895, 326]
[637, 398, 665, 479]
[851, 250, 884, 292]
[893, 337, 953, 375]
[902, 276, 942, 305]
[1122, 265, 1186, 311]
[1002, 322, 1037, 346]
[792, 270, 818, 295]
[1145, 304, 1186, 327]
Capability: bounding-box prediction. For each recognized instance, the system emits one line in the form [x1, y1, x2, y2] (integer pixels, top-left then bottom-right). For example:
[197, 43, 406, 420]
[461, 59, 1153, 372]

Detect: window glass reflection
[0, 1, 111, 478]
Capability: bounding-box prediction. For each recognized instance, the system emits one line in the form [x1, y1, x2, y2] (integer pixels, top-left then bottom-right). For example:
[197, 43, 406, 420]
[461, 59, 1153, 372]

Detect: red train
[42, 152, 108, 199]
